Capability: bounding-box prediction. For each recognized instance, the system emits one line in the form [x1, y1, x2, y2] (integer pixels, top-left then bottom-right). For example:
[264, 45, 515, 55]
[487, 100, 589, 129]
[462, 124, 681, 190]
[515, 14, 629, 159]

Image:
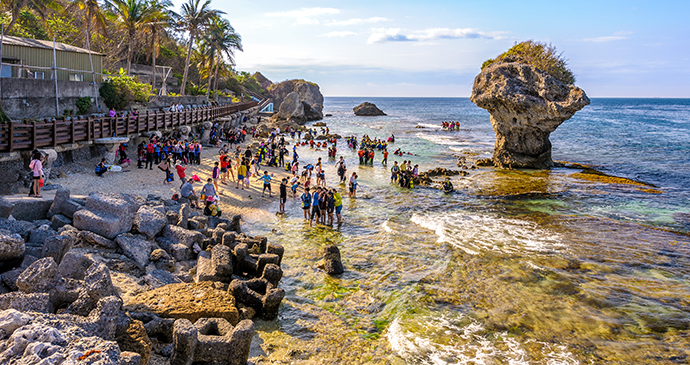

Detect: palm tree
[109, 0, 157, 75]
[65, 0, 107, 89]
[1, 0, 60, 33]
[142, 0, 173, 91]
[202, 16, 241, 98]
[177, 0, 223, 95]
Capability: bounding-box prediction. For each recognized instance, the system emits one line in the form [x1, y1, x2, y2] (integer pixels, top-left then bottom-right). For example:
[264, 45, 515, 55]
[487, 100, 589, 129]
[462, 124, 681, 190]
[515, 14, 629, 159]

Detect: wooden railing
[0, 101, 257, 152]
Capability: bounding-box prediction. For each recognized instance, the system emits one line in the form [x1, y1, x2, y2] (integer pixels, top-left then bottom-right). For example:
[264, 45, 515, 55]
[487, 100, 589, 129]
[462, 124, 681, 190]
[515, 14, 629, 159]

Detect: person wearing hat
[203, 196, 222, 217]
[180, 179, 199, 208]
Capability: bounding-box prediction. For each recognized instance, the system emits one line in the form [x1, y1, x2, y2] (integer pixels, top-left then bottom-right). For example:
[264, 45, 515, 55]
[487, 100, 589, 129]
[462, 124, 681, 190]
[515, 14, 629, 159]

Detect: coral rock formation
[470, 62, 590, 169]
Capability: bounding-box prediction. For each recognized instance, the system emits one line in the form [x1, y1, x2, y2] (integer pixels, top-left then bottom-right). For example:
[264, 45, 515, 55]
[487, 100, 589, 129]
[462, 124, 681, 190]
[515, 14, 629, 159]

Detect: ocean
[247, 97, 690, 364]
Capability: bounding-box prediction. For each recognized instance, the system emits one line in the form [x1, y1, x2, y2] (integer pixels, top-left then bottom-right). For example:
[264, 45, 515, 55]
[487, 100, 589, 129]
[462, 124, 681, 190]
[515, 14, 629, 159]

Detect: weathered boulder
[79, 230, 118, 249]
[0, 218, 34, 240]
[16, 257, 58, 293]
[0, 322, 123, 364]
[116, 319, 153, 365]
[0, 292, 52, 313]
[41, 234, 74, 264]
[5, 198, 51, 222]
[171, 318, 254, 365]
[133, 205, 167, 240]
[84, 262, 117, 299]
[57, 252, 94, 280]
[323, 245, 344, 275]
[73, 193, 136, 239]
[47, 187, 84, 219]
[164, 225, 203, 248]
[269, 79, 324, 123]
[50, 214, 71, 230]
[0, 198, 13, 219]
[354, 102, 386, 116]
[124, 282, 239, 325]
[0, 230, 24, 261]
[116, 234, 152, 269]
[143, 269, 182, 289]
[470, 61, 590, 169]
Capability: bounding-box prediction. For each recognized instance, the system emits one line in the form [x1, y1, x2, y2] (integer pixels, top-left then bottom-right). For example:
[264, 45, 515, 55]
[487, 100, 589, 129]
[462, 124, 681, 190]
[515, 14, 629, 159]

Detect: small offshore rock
[353, 102, 386, 116]
[323, 245, 344, 275]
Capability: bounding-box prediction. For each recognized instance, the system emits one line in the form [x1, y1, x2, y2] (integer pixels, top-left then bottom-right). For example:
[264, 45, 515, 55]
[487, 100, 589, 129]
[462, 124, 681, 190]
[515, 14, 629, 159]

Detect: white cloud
[320, 31, 358, 38]
[367, 27, 499, 44]
[582, 31, 634, 42]
[326, 17, 389, 26]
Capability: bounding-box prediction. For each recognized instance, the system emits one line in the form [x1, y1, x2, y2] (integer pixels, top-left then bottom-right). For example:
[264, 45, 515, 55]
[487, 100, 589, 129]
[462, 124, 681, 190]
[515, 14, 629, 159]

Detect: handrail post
[71, 118, 75, 143]
[8, 122, 14, 152]
[52, 119, 57, 147]
[32, 121, 36, 150]
[87, 117, 92, 141]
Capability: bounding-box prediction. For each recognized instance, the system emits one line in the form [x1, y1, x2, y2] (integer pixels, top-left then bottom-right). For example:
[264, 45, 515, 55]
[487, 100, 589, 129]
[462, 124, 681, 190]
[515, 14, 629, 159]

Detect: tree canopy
[481, 40, 575, 85]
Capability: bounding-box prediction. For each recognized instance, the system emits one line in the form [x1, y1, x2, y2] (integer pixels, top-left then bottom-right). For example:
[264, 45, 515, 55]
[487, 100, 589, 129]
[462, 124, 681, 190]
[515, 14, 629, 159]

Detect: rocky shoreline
[0, 187, 286, 364]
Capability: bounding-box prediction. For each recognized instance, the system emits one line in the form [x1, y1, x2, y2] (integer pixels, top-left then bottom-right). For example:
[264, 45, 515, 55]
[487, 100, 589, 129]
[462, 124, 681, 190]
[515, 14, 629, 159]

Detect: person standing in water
[301, 187, 312, 220]
[349, 172, 358, 198]
[279, 178, 287, 213]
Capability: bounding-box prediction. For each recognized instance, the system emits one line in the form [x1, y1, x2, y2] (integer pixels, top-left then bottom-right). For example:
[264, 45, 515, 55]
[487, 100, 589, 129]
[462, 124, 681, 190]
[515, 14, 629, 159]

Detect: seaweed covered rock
[470, 61, 589, 169]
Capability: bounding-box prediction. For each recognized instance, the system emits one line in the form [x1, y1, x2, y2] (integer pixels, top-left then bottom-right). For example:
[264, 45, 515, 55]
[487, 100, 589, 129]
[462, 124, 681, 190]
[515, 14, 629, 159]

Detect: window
[69, 74, 84, 82]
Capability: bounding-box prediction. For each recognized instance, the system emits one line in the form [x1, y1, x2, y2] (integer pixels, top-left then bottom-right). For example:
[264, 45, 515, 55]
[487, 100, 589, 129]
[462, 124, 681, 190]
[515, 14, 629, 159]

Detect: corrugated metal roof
[1, 35, 103, 56]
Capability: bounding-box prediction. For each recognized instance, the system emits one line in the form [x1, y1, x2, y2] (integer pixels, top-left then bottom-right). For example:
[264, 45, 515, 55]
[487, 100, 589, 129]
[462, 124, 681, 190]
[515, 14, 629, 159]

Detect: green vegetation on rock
[482, 40, 575, 84]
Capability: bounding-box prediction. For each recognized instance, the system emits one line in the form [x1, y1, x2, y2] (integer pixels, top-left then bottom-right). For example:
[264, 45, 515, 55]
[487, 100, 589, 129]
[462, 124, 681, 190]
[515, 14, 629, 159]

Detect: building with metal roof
[1, 35, 103, 82]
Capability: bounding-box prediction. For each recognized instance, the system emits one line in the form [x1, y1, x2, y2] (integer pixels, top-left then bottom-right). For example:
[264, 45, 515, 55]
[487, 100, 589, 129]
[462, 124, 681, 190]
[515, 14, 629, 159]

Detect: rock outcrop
[354, 102, 386, 116]
[268, 79, 324, 123]
[0, 190, 286, 365]
[470, 61, 590, 169]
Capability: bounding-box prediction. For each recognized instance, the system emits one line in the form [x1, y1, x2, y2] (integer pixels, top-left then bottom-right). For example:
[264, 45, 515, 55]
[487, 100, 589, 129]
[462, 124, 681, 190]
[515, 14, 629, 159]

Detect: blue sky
[173, 0, 690, 97]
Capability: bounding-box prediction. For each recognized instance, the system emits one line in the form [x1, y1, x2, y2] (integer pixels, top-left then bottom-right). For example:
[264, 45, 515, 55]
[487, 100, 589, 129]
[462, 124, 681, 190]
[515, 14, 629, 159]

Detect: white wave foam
[382, 220, 393, 233]
[417, 123, 443, 129]
[410, 212, 563, 255]
[387, 314, 578, 365]
[416, 133, 463, 146]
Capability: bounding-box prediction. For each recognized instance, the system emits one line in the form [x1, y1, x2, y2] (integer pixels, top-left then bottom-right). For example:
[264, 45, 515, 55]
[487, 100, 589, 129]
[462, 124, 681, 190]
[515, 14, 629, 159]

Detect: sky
[171, 0, 690, 97]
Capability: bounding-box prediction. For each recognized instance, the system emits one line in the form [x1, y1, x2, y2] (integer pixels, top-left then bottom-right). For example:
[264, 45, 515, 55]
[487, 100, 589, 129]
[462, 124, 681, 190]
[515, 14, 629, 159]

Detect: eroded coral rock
[470, 62, 590, 169]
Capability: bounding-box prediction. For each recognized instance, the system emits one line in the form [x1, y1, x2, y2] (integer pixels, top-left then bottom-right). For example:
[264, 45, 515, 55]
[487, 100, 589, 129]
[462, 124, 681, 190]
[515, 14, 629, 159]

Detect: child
[236, 159, 247, 190]
[212, 162, 220, 191]
[176, 162, 187, 188]
[290, 176, 300, 197]
[257, 171, 273, 197]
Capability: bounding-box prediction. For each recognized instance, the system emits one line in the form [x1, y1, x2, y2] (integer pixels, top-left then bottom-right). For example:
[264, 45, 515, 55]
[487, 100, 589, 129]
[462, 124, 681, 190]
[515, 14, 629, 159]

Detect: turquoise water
[247, 98, 690, 364]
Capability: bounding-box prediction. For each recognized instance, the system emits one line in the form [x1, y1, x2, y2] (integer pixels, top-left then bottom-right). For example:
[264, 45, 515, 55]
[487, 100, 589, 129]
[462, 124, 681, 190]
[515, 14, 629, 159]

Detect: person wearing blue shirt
[310, 188, 321, 227]
[256, 170, 273, 197]
[300, 187, 311, 220]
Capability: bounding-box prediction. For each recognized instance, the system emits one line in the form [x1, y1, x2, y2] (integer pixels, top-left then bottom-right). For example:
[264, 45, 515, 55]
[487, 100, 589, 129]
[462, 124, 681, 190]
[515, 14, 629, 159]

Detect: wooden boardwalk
[0, 101, 257, 152]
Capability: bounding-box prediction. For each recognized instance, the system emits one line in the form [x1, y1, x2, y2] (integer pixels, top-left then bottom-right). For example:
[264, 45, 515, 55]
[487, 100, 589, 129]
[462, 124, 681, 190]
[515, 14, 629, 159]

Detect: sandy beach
[51, 132, 293, 224]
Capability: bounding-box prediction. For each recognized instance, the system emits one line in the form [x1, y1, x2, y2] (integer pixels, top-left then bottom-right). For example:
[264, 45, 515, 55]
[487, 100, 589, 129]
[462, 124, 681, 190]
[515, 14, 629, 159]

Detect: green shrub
[75, 96, 92, 115]
[100, 81, 127, 110]
[481, 40, 575, 84]
[99, 69, 153, 110]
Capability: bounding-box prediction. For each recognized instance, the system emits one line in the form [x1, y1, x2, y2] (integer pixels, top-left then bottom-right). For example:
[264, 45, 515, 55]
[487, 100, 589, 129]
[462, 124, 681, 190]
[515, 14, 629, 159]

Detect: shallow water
[246, 98, 690, 364]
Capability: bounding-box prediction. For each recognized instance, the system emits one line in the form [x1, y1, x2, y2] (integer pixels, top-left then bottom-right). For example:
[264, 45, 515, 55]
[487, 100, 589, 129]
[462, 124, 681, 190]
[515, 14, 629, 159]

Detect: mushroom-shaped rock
[470, 62, 590, 169]
[354, 102, 386, 116]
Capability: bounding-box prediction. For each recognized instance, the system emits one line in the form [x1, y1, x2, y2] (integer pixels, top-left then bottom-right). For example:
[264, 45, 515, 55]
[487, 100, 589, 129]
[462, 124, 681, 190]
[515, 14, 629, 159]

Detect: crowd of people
[87, 111, 427, 227]
[441, 121, 460, 131]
